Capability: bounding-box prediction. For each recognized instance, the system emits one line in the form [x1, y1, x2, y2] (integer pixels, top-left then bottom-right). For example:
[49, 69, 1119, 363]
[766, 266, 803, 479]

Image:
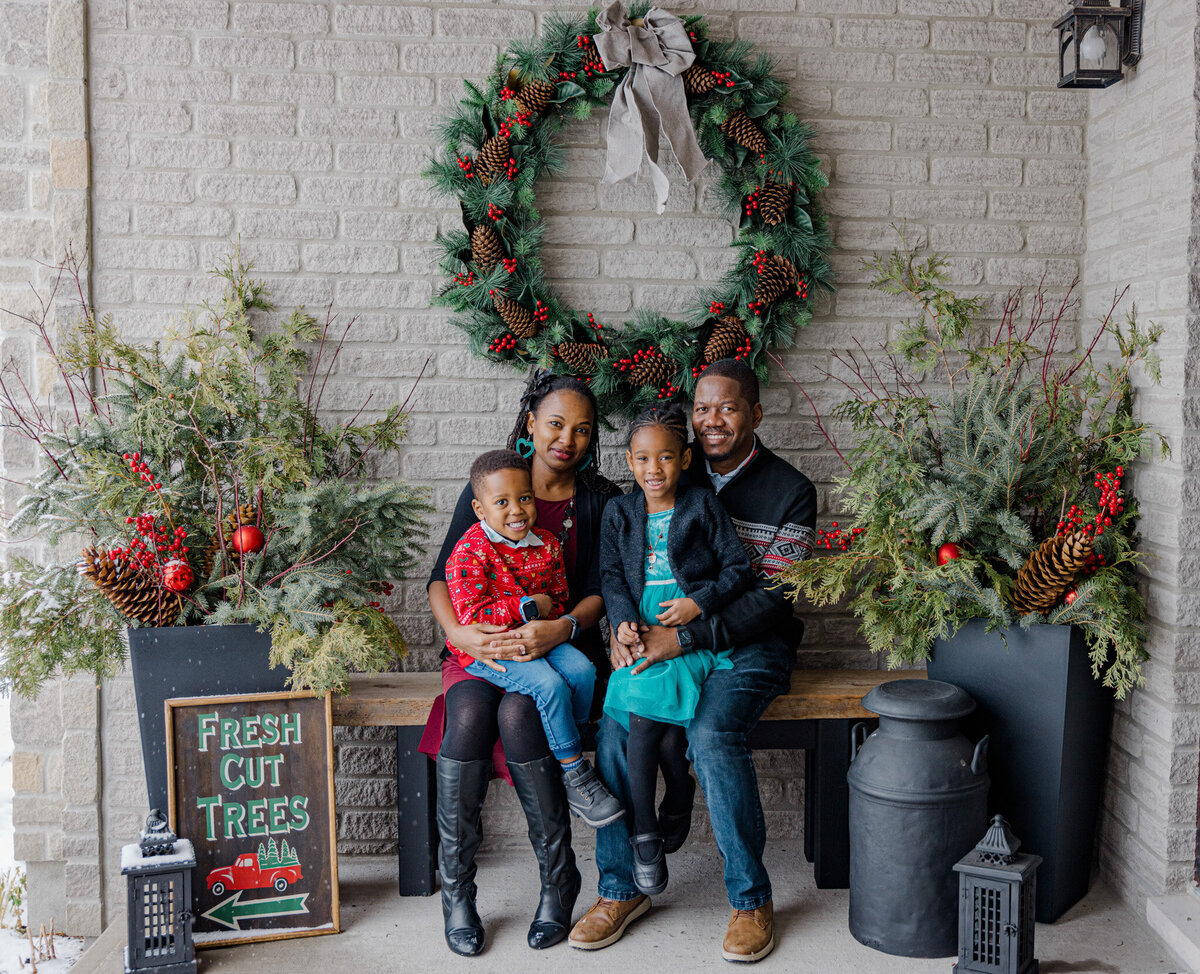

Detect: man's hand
[630, 623, 684, 675]
[531, 593, 553, 618]
[656, 596, 701, 627]
[610, 628, 638, 670]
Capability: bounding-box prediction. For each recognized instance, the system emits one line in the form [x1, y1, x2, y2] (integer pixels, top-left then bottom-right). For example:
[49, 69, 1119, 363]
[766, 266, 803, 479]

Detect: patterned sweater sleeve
[445, 536, 522, 628]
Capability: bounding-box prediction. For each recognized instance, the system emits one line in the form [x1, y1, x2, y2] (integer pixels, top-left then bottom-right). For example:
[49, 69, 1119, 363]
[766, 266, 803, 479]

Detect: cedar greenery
[0, 252, 431, 697]
[426, 4, 833, 418]
[776, 237, 1167, 698]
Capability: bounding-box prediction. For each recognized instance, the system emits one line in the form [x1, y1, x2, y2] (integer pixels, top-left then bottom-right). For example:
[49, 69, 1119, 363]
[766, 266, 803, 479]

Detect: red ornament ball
[161, 559, 193, 593]
[936, 542, 962, 566]
[231, 525, 266, 554]
[1064, 588, 1078, 605]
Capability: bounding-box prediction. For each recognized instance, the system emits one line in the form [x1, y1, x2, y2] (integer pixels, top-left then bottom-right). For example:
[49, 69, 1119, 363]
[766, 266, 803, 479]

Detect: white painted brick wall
[1082, 0, 1200, 911]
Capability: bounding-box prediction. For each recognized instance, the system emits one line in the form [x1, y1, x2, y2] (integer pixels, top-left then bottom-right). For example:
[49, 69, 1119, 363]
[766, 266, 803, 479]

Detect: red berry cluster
[795, 273, 808, 300]
[748, 300, 765, 316]
[612, 347, 660, 373]
[488, 332, 518, 353]
[499, 86, 516, 101]
[711, 70, 735, 89]
[533, 299, 549, 323]
[454, 270, 475, 287]
[502, 258, 517, 274]
[487, 203, 504, 221]
[709, 300, 725, 314]
[109, 513, 190, 573]
[504, 158, 519, 180]
[732, 335, 752, 361]
[817, 522, 862, 551]
[1057, 467, 1125, 542]
[744, 187, 762, 217]
[655, 381, 679, 400]
[691, 362, 710, 379]
[575, 35, 605, 75]
[368, 581, 396, 597]
[688, 30, 699, 43]
[364, 600, 385, 612]
[586, 311, 603, 333]
[557, 69, 578, 80]
[457, 156, 475, 180]
[124, 451, 164, 492]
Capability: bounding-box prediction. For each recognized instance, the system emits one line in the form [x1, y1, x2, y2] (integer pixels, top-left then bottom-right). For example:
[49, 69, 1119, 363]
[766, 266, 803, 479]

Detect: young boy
[444, 449, 623, 828]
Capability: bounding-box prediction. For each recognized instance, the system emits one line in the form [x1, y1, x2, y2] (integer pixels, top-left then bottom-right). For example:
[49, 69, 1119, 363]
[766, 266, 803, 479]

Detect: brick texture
[6, 0, 1187, 934]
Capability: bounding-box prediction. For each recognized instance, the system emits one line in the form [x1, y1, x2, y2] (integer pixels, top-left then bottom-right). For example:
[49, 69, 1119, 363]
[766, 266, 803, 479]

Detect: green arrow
[202, 891, 310, 931]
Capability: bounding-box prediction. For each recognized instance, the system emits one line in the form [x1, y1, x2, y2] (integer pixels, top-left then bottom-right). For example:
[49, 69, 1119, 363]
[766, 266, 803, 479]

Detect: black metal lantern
[953, 815, 1041, 974]
[1054, 0, 1144, 88]
[121, 810, 197, 974]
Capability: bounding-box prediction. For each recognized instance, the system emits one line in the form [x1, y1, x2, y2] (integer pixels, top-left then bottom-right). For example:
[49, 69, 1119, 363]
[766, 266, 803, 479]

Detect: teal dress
[603, 508, 733, 729]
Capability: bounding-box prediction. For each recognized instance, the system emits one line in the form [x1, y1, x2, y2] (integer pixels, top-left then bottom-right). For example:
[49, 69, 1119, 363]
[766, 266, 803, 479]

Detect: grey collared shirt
[479, 521, 544, 548]
[706, 437, 760, 493]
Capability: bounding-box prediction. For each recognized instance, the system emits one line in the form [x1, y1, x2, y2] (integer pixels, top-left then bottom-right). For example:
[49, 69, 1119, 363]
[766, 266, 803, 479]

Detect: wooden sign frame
[165, 690, 340, 948]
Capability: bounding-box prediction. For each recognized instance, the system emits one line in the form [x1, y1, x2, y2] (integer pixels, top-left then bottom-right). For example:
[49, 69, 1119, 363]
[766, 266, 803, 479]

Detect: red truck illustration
[206, 852, 303, 896]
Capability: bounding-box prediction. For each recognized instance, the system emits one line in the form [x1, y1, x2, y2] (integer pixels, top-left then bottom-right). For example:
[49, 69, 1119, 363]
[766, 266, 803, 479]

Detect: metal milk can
[847, 679, 989, 958]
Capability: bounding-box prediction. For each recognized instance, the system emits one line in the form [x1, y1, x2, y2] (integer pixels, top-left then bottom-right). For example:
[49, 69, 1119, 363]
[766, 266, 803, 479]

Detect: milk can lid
[863, 678, 975, 721]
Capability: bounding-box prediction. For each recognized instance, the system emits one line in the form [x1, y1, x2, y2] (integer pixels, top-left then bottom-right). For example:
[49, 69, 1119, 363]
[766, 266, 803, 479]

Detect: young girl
[599, 403, 753, 895]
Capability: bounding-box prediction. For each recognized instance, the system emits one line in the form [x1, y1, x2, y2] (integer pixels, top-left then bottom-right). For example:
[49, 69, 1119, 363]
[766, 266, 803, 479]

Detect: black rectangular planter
[126, 624, 290, 813]
[927, 619, 1113, 923]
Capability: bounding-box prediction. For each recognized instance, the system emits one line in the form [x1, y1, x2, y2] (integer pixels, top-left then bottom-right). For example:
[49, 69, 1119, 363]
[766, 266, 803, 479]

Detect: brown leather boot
[568, 895, 650, 950]
[722, 900, 775, 962]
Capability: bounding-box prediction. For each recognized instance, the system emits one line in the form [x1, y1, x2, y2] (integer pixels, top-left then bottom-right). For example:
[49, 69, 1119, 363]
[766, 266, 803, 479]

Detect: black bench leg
[810, 718, 853, 889]
[395, 726, 437, 896]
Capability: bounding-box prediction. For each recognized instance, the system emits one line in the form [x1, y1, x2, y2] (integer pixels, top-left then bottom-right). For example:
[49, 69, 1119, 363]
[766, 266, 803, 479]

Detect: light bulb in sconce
[1079, 25, 1109, 62]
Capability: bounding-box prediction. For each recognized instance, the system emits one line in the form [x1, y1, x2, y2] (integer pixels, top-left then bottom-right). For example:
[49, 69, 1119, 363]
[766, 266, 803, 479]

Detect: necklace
[558, 487, 576, 546]
[647, 524, 665, 567]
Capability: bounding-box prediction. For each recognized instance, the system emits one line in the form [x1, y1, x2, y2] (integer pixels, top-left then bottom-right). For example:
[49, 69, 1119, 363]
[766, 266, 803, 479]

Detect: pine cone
[682, 64, 717, 96]
[470, 224, 505, 273]
[81, 548, 182, 627]
[515, 79, 556, 116]
[475, 135, 510, 185]
[556, 341, 607, 374]
[494, 296, 539, 339]
[752, 255, 798, 307]
[721, 110, 769, 154]
[1011, 531, 1094, 615]
[704, 315, 749, 364]
[757, 181, 791, 226]
[224, 504, 257, 538]
[629, 349, 676, 389]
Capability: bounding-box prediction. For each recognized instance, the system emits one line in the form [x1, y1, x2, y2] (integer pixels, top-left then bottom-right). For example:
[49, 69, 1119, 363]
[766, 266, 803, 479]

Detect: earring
[577, 453, 593, 471]
[516, 437, 535, 459]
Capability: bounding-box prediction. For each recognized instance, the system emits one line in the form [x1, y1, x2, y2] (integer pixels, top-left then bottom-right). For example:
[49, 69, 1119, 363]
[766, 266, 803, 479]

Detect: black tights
[440, 678, 552, 765]
[627, 715, 691, 836]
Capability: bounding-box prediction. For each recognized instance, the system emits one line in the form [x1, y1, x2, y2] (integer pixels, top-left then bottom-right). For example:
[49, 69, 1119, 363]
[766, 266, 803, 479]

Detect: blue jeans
[465, 643, 595, 762]
[595, 636, 793, 909]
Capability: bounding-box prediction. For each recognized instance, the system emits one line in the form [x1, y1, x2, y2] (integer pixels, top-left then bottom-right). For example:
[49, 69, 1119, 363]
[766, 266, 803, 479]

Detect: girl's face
[626, 424, 691, 505]
[526, 390, 595, 475]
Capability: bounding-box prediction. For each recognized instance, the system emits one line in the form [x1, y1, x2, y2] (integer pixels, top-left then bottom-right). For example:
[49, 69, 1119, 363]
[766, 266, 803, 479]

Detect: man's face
[691, 375, 762, 471]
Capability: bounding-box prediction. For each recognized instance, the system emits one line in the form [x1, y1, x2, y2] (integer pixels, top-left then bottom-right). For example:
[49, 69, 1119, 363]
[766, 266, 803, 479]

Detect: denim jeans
[465, 642, 595, 761]
[595, 636, 793, 909]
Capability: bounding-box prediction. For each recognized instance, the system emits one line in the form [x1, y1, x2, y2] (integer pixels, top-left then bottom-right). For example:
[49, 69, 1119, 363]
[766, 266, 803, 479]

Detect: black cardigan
[599, 483, 752, 630]
[428, 475, 621, 654]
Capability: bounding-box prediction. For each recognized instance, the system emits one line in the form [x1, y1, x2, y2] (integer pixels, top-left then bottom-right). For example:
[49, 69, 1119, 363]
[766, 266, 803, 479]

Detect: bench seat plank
[332, 667, 926, 727]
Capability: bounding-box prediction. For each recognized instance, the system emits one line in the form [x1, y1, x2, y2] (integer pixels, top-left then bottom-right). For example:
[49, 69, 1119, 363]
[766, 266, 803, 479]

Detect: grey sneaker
[562, 759, 625, 828]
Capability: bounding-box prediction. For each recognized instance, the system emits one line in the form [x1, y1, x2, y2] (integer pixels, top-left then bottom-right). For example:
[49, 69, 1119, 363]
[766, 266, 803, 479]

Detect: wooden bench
[332, 667, 926, 897]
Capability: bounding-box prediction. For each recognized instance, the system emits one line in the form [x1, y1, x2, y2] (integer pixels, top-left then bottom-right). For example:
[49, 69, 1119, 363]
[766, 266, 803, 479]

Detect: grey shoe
[562, 759, 625, 828]
[630, 833, 667, 895]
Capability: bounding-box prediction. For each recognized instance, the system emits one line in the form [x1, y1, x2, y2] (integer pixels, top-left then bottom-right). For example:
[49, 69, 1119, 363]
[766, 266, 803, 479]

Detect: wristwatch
[676, 626, 694, 650]
[563, 613, 580, 641]
[519, 596, 540, 622]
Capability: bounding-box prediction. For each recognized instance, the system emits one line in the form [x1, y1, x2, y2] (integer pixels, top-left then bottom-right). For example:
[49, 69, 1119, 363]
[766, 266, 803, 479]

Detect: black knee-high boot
[436, 755, 491, 956]
[507, 756, 583, 949]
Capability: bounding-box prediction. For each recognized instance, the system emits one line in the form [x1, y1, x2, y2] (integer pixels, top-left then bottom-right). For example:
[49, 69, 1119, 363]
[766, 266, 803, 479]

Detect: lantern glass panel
[1079, 23, 1120, 70]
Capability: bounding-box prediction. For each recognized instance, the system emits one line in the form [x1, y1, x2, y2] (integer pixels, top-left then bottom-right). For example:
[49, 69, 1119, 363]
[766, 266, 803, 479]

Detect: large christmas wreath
[427, 3, 833, 418]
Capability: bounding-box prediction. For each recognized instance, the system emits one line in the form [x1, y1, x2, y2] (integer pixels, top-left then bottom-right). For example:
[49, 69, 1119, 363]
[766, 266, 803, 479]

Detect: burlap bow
[593, 2, 709, 214]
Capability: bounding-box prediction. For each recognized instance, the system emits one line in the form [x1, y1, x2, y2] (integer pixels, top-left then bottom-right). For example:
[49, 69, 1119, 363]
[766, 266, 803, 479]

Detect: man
[569, 358, 817, 962]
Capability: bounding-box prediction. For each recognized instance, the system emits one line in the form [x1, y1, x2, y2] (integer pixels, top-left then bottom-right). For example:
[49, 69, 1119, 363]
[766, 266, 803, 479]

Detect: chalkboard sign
[165, 691, 339, 948]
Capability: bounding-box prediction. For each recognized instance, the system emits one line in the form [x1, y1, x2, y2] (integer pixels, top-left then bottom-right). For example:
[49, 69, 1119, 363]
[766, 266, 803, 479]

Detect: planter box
[126, 624, 290, 813]
[927, 619, 1113, 923]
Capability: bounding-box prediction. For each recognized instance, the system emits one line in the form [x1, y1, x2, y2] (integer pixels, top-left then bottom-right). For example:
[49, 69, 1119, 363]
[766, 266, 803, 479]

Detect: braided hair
[506, 369, 611, 490]
[627, 402, 690, 450]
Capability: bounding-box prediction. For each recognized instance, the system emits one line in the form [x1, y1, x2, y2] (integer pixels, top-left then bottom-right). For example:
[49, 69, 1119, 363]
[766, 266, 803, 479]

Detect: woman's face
[526, 390, 595, 474]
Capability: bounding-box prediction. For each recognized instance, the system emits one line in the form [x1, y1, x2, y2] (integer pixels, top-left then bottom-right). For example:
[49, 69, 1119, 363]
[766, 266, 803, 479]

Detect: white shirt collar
[706, 436, 760, 493]
[480, 521, 544, 548]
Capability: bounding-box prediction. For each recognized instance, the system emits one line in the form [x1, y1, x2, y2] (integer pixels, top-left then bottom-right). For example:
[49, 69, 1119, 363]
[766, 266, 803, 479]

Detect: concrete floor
[76, 839, 1187, 974]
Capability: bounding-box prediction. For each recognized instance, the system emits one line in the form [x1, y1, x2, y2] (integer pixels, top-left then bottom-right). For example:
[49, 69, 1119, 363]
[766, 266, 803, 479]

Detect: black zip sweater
[679, 440, 817, 653]
[599, 483, 753, 631]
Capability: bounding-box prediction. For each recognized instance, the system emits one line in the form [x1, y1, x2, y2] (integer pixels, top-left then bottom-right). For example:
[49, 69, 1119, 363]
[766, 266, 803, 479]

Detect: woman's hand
[656, 597, 701, 627]
[445, 620, 515, 673]
[499, 617, 573, 662]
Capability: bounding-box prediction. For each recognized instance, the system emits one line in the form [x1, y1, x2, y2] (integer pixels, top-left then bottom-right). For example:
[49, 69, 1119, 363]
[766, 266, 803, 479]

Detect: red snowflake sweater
[444, 523, 569, 667]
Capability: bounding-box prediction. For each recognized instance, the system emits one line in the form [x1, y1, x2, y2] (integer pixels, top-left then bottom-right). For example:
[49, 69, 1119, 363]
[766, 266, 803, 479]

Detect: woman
[423, 370, 620, 956]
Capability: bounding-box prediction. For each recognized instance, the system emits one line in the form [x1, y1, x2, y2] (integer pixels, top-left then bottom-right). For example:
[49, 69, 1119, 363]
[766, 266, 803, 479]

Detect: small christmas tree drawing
[258, 838, 281, 868]
[278, 840, 299, 867]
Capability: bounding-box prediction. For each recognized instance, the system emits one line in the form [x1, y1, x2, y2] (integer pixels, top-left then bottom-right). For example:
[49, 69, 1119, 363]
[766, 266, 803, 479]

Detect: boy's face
[472, 467, 537, 542]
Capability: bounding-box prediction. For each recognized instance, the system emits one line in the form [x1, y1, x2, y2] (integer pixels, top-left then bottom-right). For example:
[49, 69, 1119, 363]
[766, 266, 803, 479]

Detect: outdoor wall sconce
[121, 810, 197, 974]
[1054, 0, 1144, 87]
[953, 815, 1041, 974]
